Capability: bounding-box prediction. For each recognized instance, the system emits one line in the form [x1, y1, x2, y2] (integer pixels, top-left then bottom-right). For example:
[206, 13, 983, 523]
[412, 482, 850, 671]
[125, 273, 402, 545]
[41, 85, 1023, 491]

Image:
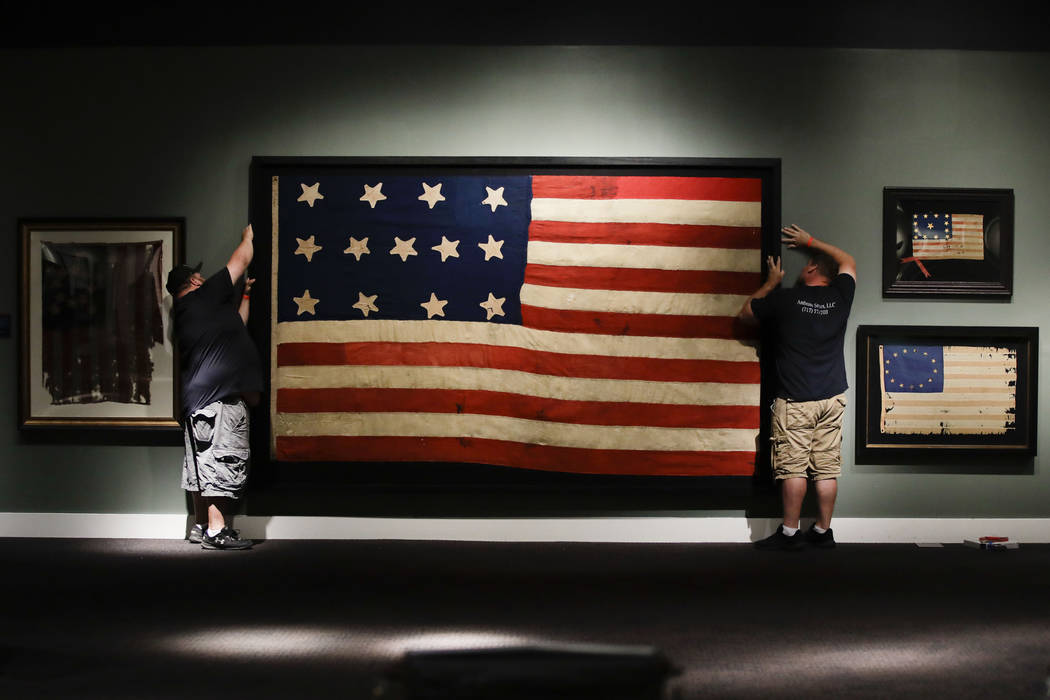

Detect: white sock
[813, 525, 828, 534]
[782, 525, 799, 536]
[206, 528, 222, 537]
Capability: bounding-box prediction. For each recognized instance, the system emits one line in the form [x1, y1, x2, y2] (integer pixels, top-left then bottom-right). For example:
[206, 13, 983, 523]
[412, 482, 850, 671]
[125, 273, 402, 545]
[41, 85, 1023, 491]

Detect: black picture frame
[18, 218, 185, 445]
[882, 187, 1013, 299]
[247, 156, 782, 493]
[855, 325, 1037, 464]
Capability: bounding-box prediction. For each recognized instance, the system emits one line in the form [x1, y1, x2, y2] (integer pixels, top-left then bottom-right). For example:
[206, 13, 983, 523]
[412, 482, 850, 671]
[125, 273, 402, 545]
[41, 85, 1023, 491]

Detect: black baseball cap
[166, 261, 203, 296]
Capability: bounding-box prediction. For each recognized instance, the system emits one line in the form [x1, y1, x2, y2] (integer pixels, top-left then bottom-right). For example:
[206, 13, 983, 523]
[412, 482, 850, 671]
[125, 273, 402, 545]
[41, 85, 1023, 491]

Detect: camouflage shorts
[181, 398, 250, 498]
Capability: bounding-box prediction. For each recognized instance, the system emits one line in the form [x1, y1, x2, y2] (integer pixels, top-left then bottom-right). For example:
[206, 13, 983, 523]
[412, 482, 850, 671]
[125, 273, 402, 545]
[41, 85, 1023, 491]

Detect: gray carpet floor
[1, 538, 1048, 699]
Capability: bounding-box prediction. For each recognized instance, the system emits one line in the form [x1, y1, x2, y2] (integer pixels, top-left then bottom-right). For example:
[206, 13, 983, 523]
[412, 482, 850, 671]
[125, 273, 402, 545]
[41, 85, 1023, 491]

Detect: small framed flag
[882, 187, 1013, 299]
[856, 325, 1037, 463]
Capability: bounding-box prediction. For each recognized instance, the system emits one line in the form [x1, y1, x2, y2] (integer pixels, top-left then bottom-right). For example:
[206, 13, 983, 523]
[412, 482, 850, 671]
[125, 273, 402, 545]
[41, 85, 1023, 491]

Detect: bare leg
[205, 497, 239, 532]
[814, 478, 838, 530]
[780, 477, 807, 529]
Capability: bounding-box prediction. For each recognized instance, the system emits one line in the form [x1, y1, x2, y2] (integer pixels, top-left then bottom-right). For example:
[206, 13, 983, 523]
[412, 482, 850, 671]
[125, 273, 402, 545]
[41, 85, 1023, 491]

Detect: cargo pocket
[211, 448, 249, 496]
[191, 407, 219, 454]
[212, 403, 250, 494]
[784, 401, 809, 431]
[217, 403, 250, 452]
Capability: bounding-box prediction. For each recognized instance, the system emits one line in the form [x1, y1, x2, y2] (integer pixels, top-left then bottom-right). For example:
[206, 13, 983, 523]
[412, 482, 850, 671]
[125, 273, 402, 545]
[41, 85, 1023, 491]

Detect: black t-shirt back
[172, 268, 263, 418]
[750, 274, 856, 401]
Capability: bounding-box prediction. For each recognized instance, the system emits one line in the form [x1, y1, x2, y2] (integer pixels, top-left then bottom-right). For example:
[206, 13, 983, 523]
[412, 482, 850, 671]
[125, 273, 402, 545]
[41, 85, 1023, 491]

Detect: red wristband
[805, 236, 814, 247]
[243, 294, 250, 299]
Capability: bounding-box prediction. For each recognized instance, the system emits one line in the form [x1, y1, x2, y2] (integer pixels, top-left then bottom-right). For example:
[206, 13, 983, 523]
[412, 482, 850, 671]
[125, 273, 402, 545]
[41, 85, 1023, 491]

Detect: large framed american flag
[248, 157, 781, 486]
[855, 325, 1037, 464]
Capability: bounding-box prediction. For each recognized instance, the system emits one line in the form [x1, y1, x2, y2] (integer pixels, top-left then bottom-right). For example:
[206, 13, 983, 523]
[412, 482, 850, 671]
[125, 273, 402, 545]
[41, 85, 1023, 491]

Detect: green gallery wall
[1, 44, 1047, 520]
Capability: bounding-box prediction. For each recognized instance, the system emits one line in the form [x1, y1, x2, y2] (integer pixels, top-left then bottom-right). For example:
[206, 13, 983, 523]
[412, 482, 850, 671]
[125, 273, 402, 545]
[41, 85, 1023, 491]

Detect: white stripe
[942, 379, 1015, 391]
[532, 198, 761, 227]
[276, 320, 759, 362]
[276, 365, 760, 406]
[520, 284, 745, 316]
[881, 419, 1010, 434]
[526, 241, 756, 272]
[274, 412, 758, 452]
[881, 394, 1012, 405]
[881, 403, 1013, 417]
[943, 347, 1014, 360]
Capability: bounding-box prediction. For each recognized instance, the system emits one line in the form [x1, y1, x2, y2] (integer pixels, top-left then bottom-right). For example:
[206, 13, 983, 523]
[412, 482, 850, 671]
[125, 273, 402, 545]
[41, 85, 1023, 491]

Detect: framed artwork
[248, 157, 782, 486]
[883, 187, 1013, 299]
[19, 219, 184, 444]
[855, 325, 1037, 463]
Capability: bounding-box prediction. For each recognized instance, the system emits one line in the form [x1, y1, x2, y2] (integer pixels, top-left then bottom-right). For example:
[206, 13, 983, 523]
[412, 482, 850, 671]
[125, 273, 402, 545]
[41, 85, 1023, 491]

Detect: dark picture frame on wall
[18, 219, 185, 444]
[882, 187, 1013, 299]
[855, 325, 1037, 464]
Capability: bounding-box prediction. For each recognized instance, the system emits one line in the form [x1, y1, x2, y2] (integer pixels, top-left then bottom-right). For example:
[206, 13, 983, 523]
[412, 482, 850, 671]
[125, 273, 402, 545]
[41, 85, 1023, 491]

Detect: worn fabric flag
[911, 213, 984, 260]
[270, 173, 762, 476]
[879, 344, 1016, 436]
[41, 241, 165, 405]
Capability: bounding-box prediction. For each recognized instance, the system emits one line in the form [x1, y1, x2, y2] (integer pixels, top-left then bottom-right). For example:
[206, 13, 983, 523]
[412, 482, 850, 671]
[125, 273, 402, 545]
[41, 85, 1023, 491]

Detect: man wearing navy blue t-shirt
[168, 224, 263, 550]
[739, 224, 857, 550]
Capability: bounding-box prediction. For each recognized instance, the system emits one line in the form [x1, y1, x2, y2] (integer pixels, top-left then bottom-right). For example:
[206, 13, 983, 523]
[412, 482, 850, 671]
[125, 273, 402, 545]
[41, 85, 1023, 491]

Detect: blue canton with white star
[278, 175, 531, 324]
[911, 213, 952, 242]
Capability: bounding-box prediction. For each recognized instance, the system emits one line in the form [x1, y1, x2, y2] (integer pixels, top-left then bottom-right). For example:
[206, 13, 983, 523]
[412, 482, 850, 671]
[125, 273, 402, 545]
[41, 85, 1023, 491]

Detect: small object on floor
[201, 527, 253, 550]
[804, 523, 836, 549]
[963, 537, 1019, 550]
[187, 523, 204, 544]
[754, 525, 805, 551]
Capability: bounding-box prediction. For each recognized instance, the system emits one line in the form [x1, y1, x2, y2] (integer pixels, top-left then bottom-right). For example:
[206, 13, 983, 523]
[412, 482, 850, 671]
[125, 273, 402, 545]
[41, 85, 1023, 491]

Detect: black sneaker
[805, 524, 836, 549]
[201, 527, 253, 550]
[187, 523, 204, 544]
[754, 525, 805, 551]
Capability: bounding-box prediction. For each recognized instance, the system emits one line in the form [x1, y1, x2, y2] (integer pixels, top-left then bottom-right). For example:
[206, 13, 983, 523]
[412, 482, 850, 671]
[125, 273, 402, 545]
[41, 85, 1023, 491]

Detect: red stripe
[277, 342, 759, 383]
[277, 388, 759, 429]
[275, 436, 756, 476]
[524, 264, 761, 295]
[528, 221, 761, 248]
[531, 176, 762, 202]
[521, 305, 757, 340]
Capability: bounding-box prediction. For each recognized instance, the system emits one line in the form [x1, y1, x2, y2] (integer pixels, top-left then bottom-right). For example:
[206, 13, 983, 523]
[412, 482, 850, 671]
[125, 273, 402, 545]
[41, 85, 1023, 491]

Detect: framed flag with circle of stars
[855, 325, 1037, 463]
[883, 187, 1013, 299]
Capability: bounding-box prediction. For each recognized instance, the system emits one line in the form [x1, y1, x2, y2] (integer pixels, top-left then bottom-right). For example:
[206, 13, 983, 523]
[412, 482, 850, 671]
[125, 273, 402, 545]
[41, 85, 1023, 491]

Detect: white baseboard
[0, 513, 1047, 543]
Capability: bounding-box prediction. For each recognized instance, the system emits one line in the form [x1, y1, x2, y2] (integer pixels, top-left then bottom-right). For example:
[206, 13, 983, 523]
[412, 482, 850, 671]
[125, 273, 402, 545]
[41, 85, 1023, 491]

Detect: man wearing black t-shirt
[167, 224, 263, 550]
[739, 224, 857, 550]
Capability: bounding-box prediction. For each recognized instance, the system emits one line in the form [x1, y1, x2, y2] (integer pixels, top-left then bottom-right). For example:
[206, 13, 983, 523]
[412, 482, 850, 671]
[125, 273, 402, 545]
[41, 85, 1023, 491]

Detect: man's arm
[226, 224, 254, 284]
[781, 224, 856, 280]
[238, 277, 255, 325]
[737, 255, 784, 324]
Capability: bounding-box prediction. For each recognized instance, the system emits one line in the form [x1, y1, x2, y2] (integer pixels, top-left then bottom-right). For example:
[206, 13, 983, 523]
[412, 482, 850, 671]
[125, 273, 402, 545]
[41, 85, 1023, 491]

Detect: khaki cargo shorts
[770, 392, 846, 481]
[181, 398, 250, 498]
